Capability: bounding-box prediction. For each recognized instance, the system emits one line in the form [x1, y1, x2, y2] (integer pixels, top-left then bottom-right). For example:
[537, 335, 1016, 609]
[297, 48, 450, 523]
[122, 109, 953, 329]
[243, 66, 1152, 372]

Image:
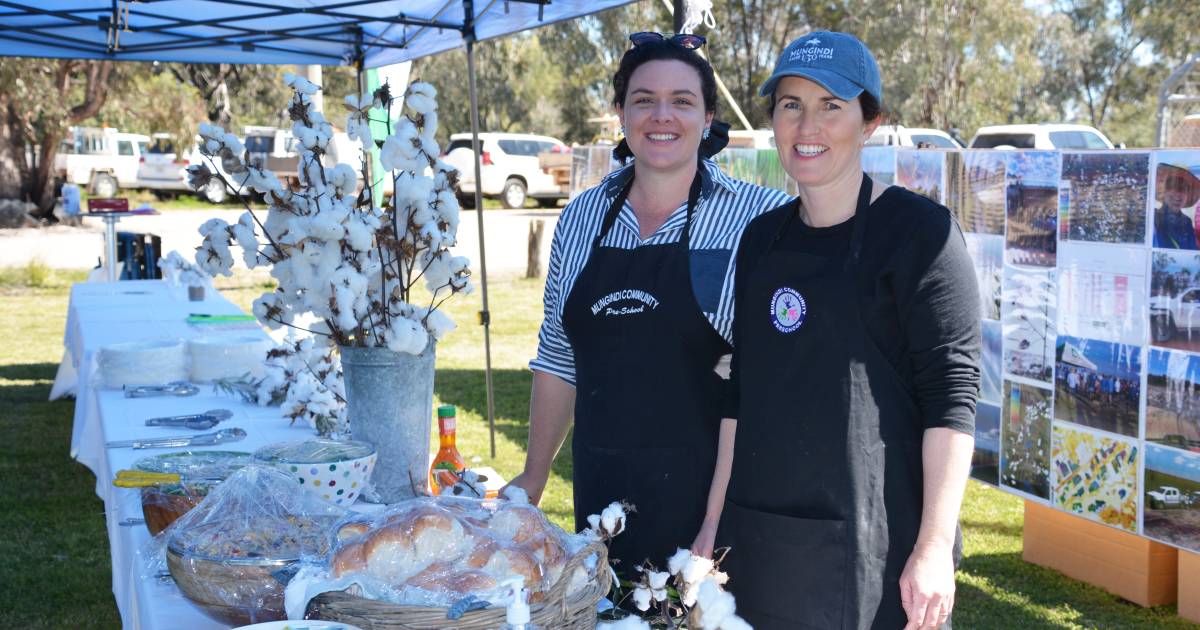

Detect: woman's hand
[690, 518, 719, 558]
[501, 470, 548, 506]
[899, 542, 956, 629]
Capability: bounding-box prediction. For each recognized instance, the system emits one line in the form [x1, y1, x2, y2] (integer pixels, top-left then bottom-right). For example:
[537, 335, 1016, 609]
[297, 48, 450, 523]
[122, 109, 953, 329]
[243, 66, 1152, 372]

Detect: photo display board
[878, 146, 1200, 554]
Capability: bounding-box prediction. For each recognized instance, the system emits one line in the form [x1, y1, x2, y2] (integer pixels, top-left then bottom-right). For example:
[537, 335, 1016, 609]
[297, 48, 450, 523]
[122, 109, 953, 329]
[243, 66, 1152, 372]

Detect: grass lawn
[0, 267, 1195, 628]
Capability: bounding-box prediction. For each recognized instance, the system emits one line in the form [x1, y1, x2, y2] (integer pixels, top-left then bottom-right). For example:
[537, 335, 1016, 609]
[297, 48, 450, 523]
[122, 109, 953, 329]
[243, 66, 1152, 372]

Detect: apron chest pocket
[720, 499, 847, 629]
[689, 248, 732, 314]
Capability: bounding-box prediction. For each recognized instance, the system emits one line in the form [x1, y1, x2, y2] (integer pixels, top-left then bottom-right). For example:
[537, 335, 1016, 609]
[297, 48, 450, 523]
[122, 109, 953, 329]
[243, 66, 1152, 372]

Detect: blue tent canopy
[0, 0, 642, 452]
[0, 0, 635, 67]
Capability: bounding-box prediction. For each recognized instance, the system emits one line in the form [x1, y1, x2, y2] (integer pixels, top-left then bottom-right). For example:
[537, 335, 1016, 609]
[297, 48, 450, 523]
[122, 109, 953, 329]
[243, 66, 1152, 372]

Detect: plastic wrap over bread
[285, 496, 602, 617]
[139, 465, 349, 625]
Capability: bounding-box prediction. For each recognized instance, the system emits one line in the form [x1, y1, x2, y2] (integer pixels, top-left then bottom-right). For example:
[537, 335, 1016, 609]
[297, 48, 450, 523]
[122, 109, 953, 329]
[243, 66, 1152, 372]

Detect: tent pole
[466, 36, 497, 459]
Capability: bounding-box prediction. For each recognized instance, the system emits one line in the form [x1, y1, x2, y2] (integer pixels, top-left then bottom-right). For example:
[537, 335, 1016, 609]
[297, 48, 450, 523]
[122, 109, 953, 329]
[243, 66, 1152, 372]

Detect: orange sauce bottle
[429, 404, 467, 495]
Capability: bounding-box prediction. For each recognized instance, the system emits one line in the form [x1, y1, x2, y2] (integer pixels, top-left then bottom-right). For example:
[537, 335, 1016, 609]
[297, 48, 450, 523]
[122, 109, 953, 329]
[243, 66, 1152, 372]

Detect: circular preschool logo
[770, 287, 806, 333]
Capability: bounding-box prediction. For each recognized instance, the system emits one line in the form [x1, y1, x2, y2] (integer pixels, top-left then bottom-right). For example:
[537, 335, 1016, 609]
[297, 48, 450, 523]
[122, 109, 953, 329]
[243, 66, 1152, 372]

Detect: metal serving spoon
[106, 427, 247, 450]
[144, 409, 233, 430]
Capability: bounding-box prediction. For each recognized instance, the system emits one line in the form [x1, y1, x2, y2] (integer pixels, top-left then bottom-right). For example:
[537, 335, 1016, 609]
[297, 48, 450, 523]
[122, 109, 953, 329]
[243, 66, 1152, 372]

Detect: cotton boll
[586, 514, 601, 532]
[692, 578, 736, 629]
[284, 72, 320, 95]
[222, 132, 245, 157]
[501, 485, 529, 504]
[647, 570, 669, 591]
[423, 308, 456, 340]
[328, 164, 358, 197]
[600, 502, 627, 537]
[307, 212, 346, 241]
[405, 82, 438, 114]
[667, 548, 692, 577]
[631, 585, 652, 612]
[344, 215, 377, 252]
[420, 109, 438, 139]
[596, 617, 652, 630]
[232, 212, 261, 268]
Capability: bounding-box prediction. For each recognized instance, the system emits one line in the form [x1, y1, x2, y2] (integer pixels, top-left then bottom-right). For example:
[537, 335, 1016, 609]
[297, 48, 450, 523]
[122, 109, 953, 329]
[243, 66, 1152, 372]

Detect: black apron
[720, 175, 937, 629]
[563, 170, 728, 576]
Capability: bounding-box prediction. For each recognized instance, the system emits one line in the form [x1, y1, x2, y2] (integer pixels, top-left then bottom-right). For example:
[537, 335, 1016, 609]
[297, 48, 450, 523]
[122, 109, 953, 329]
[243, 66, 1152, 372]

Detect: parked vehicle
[244, 126, 300, 182]
[55, 127, 149, 197]
[442, 132, 568, 208]
[1150, 288, 1200, 343]
[727, 129, 776, 149]
[867, 125, 963, 148]
[968, 123, 1114, 150]
[1148, 486, 1184, 509]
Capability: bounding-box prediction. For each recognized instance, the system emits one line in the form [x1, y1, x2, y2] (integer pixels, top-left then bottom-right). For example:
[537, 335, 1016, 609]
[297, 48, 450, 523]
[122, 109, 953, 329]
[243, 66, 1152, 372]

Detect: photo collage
[889, 147, 1200, 553]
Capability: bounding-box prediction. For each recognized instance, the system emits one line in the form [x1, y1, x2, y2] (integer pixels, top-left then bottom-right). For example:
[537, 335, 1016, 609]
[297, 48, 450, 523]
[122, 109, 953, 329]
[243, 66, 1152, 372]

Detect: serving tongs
[111, 469, 224, 488]
[105, 427, 247, 450]
[144, 409, 233, 430]
[124, 381, 199, 398]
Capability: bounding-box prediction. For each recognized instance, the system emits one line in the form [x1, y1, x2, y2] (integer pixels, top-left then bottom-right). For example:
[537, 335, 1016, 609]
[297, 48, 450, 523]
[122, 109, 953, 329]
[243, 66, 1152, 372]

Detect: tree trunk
[526, 219, 545, 279]
[0, 93, 27, 200]
[27, 60, 113, 219]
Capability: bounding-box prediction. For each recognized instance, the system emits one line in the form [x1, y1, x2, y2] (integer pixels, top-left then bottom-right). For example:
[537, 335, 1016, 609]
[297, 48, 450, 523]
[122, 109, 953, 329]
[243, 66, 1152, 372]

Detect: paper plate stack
[98, 339, 188, 389]
[187, 336, 272, 383]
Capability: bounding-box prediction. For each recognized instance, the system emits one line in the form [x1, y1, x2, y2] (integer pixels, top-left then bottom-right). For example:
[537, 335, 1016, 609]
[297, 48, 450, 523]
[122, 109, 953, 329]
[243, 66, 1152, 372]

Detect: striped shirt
[531, 158, 792, 385]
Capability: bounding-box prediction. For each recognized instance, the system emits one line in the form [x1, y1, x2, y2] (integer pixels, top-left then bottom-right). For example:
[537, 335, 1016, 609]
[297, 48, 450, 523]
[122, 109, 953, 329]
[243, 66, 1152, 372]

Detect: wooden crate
[1180, 550, 1200, 622]
[1022, 500, 1178, 607]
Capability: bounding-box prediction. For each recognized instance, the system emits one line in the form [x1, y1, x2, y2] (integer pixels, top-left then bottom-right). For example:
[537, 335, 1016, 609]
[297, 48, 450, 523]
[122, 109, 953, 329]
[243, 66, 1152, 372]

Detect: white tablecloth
[64, 280, 326, 629]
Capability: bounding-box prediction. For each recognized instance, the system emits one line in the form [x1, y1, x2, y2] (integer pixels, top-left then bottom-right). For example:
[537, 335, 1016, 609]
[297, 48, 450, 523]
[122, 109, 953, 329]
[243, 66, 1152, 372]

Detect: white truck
[54, 127, 149, 197]
[1147, 486, 1184, 509]
[1150, 288, 1200, 343]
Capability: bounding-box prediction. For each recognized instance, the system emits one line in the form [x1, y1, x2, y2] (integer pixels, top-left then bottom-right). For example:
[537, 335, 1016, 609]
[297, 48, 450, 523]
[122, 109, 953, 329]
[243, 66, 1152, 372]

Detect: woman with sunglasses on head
[506, 32, 791, 576]
[717, 32, 979, 629]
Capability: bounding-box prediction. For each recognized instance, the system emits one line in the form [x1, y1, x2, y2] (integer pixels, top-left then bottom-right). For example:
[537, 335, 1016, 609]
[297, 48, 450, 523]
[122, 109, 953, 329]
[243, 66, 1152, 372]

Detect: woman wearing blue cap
[507, 32, 791, 578]
[714, 32, 979, 629]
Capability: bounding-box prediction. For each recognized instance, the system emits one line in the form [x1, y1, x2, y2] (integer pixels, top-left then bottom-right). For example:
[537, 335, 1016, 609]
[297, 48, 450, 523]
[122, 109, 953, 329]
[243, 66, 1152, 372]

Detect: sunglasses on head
[629, 32, 707, 50]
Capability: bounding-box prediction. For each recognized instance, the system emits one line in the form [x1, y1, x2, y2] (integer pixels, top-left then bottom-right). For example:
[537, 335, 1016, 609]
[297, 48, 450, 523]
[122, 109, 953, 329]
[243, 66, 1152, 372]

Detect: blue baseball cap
[759, 31, 883, 107]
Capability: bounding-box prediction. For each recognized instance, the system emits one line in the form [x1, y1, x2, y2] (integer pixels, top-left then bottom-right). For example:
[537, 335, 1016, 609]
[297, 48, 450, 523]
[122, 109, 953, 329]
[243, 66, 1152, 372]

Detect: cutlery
[144, 409, 232, 430]
[124, 382, 199, 398]
[106, 427, 247, 450]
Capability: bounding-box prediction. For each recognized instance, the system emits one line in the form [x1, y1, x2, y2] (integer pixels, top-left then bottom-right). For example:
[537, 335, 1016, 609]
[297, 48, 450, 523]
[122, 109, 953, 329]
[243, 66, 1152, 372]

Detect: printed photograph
[1005, 151, 1061, 268]
[982, 320, 1002, 403]
[1054, 335, 1141, 438]
[1143, 443, 1200, 553]
[1052, 424, 1138, 532]
[896, 149, 945, 203]
[1150, 150, 1200, 250]
[1057, 242, 1147, 346]
[1146, 348, 1200, 450]
[1060, 152, 1149, 245]
[947, 151, 1006, 235]
[1002, 266, 1056, 383]
[965, 233, 1003, 321]
[1150, 249, 1200, 353]
[1002, 380, 1053, 500]
[862, 146, 895, 186]
[972, 401, 1001, 486]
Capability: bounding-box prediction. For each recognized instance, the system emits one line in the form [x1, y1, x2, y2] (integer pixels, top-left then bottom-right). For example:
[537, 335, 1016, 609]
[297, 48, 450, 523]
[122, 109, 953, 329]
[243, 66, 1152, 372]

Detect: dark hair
[612, 38, 718, 115]
[765, 89, 885, 123]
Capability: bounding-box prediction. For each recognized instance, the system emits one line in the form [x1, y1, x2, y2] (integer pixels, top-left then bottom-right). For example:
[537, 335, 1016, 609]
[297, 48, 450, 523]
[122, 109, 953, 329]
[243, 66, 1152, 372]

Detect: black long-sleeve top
[725, 185, 981, 435]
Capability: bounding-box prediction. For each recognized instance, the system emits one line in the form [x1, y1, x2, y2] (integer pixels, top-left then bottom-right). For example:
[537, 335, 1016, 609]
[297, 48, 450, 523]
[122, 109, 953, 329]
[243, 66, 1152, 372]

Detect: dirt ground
[1143, 508, 1200, 551]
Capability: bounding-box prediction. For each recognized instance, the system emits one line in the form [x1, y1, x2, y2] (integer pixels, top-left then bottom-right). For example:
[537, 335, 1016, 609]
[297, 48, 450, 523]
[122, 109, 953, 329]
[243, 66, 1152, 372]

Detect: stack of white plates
[98, 340, 188, 389]
[187, 335, 271, 383]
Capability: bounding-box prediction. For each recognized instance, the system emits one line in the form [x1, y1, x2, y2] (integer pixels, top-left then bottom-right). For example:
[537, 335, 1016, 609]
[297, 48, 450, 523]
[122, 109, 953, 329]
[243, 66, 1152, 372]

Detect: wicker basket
[306, 541, 611, 629]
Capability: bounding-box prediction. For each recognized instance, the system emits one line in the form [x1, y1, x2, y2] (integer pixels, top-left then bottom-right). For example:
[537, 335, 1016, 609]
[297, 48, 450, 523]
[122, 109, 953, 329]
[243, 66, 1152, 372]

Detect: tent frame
[0, 0, 641, 457]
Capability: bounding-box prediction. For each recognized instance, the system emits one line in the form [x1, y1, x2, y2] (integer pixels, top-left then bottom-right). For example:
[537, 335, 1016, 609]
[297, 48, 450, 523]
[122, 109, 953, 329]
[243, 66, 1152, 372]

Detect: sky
[1056, 335, 1141, 380]
[1146, 443, 1200, 483]
[1148, 347, 1200, 382]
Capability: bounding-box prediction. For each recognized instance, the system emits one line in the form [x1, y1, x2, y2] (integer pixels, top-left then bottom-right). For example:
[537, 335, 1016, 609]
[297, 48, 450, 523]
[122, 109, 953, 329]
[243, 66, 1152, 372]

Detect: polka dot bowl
[252, 439, 377, 506]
